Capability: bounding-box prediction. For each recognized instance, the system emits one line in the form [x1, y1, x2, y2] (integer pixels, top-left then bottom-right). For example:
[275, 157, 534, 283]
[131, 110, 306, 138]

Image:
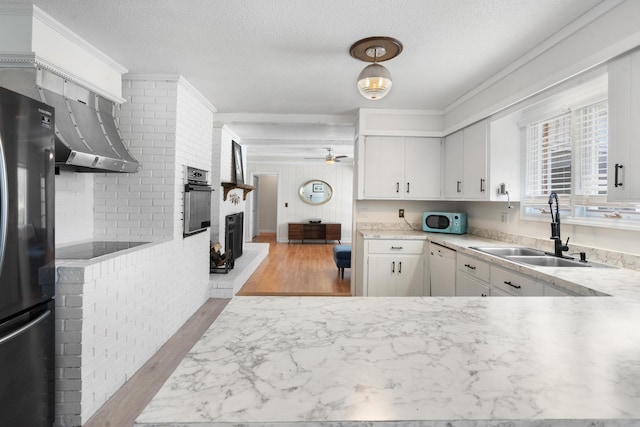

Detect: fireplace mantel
[221, 182, 255, 201]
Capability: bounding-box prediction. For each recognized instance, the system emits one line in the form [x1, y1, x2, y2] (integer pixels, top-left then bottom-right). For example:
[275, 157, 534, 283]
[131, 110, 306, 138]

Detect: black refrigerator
[0, 87, 55, 425]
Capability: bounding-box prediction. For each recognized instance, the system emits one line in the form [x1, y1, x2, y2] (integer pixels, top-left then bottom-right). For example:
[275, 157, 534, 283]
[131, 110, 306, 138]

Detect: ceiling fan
[305, 147, 349, 164]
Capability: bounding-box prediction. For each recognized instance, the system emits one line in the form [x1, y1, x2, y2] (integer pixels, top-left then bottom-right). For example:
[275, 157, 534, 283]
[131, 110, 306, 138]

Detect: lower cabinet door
[393, 254, 424, 296]
[367, 255, 394, 296]
[366, 254, 424, 296]
[455, 271, 490, 297]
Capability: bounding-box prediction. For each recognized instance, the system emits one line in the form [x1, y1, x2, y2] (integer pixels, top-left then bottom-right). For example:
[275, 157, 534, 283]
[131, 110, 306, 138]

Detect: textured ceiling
[5, 0, 606, 160]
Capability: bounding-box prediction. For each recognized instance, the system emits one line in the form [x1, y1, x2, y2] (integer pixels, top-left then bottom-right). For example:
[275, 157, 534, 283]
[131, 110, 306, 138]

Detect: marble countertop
[136, 231, 640, 426]
[136, 296, 640, 426]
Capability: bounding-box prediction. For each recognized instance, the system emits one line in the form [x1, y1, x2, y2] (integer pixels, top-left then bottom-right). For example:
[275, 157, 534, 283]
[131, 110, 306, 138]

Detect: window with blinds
[522, 98, 611, 220]
[524, 111, 572, 201]
[574, 101, 608, 204]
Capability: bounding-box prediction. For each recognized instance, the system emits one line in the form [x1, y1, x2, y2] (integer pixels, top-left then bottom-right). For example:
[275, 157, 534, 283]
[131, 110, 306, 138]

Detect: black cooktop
[56, 241, 150, 259]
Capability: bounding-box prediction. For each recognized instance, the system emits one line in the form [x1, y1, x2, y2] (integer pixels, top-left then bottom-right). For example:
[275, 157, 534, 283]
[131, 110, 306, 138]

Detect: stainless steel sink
[471, 247, 546, 257]
[506, 255, 592, 268]
[471, 246, 610, 268]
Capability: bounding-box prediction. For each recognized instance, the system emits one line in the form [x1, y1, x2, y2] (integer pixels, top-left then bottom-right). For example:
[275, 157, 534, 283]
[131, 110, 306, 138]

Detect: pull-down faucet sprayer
[547, 192, 570, 258]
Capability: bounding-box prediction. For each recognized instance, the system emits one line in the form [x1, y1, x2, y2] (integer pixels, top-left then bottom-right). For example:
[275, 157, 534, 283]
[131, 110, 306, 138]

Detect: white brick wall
[55, 238, 210, 425]
[174, 78, 215, 240]
[54, 75, 215, 426]
[94, 79, 179, 239]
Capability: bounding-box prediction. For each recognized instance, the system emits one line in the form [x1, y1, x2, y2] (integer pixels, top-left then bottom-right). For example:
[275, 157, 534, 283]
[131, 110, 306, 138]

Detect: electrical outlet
[399, 209, 404, 218]
[501, 212, 509, 223]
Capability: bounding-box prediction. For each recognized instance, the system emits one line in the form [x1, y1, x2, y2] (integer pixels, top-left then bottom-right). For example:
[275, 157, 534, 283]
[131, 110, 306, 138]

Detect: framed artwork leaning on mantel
[232, 141, 244, 184]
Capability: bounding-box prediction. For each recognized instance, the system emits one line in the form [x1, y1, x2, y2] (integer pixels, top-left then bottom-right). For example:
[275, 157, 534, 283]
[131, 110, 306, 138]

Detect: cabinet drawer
[367, 240, 425, 254]
[491, 266, 544, 296]
[456, 271, 490, 297]
[457, 253, 490, 283]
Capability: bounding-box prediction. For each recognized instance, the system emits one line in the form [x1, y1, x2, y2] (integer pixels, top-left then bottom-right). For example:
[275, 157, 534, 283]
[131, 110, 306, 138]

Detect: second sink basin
[472, 247, 546, 257]
[506, 255, 591, 268]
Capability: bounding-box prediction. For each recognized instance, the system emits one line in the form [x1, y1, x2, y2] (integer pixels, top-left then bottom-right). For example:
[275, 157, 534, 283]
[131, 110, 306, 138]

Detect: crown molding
[124, 73, 216, 113]
[0, 52, 126, 103]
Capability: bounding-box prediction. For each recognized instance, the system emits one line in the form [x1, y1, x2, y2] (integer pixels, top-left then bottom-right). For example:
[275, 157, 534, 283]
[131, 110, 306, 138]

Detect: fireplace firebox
[225, 212, 244, 260]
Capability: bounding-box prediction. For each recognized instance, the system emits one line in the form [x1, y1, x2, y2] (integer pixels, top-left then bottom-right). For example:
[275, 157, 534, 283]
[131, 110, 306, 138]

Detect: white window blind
[524, 111, 572, 202]
[574, 100, 608, 204]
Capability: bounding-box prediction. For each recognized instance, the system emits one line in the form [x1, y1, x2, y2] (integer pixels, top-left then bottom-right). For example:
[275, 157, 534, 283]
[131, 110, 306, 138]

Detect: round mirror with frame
[299, 180, 333, 205]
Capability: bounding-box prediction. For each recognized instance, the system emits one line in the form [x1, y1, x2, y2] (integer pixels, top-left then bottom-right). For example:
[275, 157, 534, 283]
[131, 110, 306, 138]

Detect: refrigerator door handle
[0, 136, 7, 274]
[0, 310, 51, 345]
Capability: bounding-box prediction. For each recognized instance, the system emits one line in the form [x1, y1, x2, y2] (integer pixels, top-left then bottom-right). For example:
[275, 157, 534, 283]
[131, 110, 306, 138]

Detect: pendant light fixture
[350, 36, 403, 100]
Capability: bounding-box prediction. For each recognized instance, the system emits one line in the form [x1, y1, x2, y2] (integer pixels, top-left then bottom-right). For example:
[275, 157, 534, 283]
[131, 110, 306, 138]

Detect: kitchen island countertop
[136, 230, 640, 427]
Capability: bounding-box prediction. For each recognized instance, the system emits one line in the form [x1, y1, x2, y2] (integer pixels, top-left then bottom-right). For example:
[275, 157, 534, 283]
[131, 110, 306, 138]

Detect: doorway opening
[251, 174, 278, 240]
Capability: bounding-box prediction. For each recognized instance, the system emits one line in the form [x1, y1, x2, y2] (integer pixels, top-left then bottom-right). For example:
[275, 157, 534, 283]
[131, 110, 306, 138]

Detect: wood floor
[236, 233, 351, 296]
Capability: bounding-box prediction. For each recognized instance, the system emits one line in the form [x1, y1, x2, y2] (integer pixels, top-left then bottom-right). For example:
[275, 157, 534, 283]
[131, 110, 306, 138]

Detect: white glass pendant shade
[357, 63, 392, 100]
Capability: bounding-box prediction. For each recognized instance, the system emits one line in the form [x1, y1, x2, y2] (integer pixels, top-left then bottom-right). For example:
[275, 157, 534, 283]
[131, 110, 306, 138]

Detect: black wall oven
[184, 166, 212, 237]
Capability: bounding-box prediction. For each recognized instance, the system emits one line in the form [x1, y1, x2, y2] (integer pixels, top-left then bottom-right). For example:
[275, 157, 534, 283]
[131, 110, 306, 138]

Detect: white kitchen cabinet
[490, 266, 544, 296]
[443, 118, 520, 201]
[463, 120, 489, 199]
[443, 130, 463, 198]
[364, 239, 427, 296]
[443, 120, 488, 199]
[456, 272, 491, 297]
[607, 50, 640, 202]
[361, 136, 441, 200]
[455, 253, 491, 297]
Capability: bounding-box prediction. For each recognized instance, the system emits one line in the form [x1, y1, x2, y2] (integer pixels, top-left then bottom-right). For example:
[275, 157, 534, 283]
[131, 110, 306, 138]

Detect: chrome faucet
[547, 192, 570, 258]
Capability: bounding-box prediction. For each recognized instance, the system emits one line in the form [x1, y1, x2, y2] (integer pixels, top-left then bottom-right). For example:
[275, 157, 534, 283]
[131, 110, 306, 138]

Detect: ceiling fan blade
[335, 155, 348, 159]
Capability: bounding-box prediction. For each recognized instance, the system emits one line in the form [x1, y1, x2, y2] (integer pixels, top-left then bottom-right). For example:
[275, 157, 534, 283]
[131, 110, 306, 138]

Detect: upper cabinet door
[361, 136, 441, 200]
[463, 120, 489, 200]
[363, 136, 404, 198]
[443, 130, 464, 198]
[404, 137, 441, 199]
[608, 51, 640, 202]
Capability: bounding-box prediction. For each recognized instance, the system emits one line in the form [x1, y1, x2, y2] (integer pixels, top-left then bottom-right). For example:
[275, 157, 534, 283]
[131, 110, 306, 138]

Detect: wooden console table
[288, 223, 341, 244]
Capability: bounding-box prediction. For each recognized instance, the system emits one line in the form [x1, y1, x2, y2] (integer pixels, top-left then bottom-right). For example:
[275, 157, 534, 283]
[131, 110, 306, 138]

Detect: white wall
[248, 162, 354, 243]
[55, 172, 94, 245]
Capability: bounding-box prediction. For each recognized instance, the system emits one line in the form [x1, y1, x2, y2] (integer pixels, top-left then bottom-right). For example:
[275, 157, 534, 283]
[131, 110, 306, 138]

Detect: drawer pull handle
[390, 246, 403, 250]
[457, 180, 462, 193]
[392, 261, 395, 273]
[406, 182, 410, 193]
[480, 178, 486, 192]
[504, 280, 521, 289]
[396, 182, 400, 193]
[464, 263, 476, 270]
[398, 261, 402, 273]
